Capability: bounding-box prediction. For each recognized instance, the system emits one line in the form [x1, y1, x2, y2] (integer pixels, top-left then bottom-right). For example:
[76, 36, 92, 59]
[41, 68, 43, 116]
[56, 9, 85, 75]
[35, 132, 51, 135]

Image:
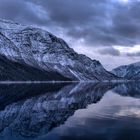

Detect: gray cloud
[0, 0, 140, 69]
[0, 0, 48, 25]
[98, 47, 121, 56]
[127, 52, 140, 57]
[35, 0, 140, 47]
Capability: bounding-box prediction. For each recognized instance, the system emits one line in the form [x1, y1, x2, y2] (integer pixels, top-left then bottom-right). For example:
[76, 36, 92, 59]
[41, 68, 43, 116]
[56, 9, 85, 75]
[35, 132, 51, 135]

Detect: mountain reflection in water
[0, 82, 140, 140]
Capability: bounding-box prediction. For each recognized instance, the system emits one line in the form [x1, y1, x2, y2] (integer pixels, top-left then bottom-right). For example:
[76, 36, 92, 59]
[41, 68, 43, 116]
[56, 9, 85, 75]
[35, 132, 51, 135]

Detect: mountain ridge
[112, 62, 140, 80]
[0, 18, 119, 81]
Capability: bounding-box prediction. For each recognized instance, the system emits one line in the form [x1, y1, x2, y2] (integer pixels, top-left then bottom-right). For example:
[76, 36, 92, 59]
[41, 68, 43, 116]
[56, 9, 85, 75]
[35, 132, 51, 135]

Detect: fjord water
[0, 82, 140, 140]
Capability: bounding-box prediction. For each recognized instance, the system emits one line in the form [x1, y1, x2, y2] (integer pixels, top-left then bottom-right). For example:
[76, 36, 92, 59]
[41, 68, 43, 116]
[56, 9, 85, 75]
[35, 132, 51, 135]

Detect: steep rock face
[112, 62, 140, 80]
[0, 19, 119, 81]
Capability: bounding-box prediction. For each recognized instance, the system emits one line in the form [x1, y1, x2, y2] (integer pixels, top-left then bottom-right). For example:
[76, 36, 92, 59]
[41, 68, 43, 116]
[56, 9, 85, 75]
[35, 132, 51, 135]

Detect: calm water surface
[0, 82, 140, 140]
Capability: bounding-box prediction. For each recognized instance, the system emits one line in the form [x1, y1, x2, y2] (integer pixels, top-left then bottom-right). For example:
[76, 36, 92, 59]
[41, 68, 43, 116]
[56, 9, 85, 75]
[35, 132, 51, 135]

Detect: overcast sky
[0, 0, 140, 70]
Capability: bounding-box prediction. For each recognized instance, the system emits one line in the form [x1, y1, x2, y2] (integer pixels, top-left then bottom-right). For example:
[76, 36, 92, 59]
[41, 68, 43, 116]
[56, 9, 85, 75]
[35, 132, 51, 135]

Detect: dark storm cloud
[0, 0, 140, 48]
[98, 47, 121, 56]
[34, 0, 102, 25]
[35, 0, 140, 47]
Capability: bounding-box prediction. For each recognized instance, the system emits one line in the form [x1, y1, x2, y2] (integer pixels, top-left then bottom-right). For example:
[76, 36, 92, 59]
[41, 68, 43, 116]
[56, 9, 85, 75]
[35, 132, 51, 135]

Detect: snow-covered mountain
[112, 62, 140, 80]
[0, 18, 118, 81]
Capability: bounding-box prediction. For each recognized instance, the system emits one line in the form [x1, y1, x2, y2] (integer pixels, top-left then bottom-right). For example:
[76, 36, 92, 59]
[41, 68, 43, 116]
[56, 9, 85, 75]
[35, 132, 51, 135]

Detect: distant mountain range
[112, 62, 140, 81]
[0, 18, 119, 81]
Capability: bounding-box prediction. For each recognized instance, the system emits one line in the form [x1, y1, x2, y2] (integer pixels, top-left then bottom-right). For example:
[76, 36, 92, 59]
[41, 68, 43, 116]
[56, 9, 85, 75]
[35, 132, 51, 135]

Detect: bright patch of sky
[113, 45, 140, 53]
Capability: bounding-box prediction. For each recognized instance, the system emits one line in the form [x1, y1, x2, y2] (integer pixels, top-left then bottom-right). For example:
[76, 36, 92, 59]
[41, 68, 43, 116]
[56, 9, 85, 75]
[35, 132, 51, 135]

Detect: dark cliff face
[0, 55, 71, 81]
[112, 62, 140, 80]
[0, 18, 118, 81]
